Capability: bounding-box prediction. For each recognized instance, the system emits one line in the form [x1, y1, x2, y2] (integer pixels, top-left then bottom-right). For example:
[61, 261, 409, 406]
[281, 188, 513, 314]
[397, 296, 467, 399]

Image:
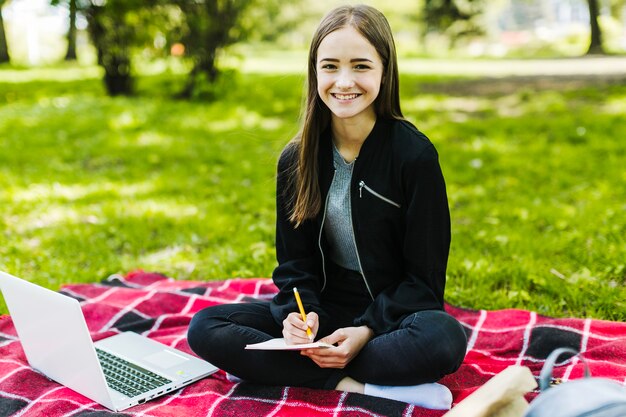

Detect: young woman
[187, 5, 467, 409]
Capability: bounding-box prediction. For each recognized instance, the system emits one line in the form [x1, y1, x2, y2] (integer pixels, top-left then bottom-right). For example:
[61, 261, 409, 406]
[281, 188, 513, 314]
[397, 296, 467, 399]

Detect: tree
[50, 0, 78, 60]
[172, 0, 304, 98]
[0, 0, 10, 64]
[65, 0, 77, 60]
[586, 0, 604, 54]
[422, 0, 485, 43]
[83, 0, 142, 95]
[173, 0, 257, 98]
[64, 0, 298, 97]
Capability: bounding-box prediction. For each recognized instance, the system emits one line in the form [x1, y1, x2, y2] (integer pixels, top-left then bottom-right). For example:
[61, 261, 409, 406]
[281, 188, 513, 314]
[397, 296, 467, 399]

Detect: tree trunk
[586, 0, 605, 55]
[85, 5, 134, 96]
[65, 0, 77, 61]
[0, 4, 10, 64]
[177, 0, 242, 99]
[178, 51, 219, 98]
[102, 54, 133, 96]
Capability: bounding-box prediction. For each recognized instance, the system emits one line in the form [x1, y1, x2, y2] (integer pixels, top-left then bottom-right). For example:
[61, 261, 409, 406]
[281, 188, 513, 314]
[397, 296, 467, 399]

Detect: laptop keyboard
[96, 348, 172, 398]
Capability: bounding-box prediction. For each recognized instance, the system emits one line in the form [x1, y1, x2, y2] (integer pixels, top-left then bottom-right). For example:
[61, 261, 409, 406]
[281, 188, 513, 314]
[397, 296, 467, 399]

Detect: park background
[0, 0, 625, 320]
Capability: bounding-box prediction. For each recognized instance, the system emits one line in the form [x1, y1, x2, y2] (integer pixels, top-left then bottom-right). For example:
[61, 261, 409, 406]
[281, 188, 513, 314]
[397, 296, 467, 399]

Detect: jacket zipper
[352, 180, 375, 301]
[358, 181, 401, 208]
[317, 169, 336, 292]
[350, 212, 375, 301]
[320, 170, 375, 300]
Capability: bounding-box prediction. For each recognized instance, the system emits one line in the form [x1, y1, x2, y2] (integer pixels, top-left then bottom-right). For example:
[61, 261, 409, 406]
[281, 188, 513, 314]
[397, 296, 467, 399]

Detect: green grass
[1, 66, 625, 321]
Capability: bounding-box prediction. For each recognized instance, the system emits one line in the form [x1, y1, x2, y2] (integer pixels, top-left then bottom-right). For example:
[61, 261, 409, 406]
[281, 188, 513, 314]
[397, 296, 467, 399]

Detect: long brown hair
[288, 5, 404, 226]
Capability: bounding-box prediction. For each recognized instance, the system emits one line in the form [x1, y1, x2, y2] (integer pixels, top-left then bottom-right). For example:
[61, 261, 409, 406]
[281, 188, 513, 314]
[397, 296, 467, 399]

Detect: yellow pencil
[293, 287, 314, 341]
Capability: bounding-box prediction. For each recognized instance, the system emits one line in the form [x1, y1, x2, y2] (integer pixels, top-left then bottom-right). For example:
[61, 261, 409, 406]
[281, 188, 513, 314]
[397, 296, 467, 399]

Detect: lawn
[1, 64, 625, 320]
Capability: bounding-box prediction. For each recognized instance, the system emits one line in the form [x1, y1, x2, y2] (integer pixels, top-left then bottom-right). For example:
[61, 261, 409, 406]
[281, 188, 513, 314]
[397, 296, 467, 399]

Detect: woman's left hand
[301, 326, 373, 369]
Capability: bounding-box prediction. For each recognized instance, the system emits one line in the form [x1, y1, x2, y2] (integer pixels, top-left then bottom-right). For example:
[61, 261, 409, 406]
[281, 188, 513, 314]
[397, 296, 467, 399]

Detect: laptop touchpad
[144, 350, 188, 369]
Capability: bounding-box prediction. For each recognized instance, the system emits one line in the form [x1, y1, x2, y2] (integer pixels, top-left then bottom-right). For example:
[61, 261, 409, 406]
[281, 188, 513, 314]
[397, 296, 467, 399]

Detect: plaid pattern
[1, 271, 625, 417]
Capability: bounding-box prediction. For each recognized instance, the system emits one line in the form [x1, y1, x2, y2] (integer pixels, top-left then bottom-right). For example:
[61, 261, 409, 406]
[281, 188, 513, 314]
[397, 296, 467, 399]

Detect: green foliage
[61, 0, 298, 97]
[171, 0, 256, 97]
[169, 0, 301, 98]
[422, 0, 485, 39]
[81, 0, 157, 95]
[0, 65, 625, 321]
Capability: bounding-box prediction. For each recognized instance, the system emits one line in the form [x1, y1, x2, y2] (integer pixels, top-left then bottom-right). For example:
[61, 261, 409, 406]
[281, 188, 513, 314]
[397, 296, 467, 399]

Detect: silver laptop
[0, 270, 218, 411]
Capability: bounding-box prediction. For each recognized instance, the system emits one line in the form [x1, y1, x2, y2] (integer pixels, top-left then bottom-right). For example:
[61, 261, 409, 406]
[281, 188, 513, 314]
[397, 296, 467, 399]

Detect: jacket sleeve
[269, 144, 328, 327]
[354, 144, 450, 335]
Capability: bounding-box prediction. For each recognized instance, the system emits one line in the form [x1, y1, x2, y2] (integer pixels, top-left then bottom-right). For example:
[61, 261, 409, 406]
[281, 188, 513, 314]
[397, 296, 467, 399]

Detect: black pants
[187, 267, 467, 390]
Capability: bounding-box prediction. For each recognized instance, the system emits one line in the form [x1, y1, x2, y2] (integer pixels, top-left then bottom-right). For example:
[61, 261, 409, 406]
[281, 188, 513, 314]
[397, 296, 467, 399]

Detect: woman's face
[316, 26, 383, 124]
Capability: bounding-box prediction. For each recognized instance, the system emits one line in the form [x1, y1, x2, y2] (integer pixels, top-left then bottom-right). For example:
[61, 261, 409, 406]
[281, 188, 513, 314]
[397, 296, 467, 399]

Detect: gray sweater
[323, 145, 361, 272]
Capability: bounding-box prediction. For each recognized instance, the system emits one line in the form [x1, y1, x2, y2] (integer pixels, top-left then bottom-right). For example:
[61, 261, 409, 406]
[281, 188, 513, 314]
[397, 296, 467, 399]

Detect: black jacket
[270, 118, 451, 335]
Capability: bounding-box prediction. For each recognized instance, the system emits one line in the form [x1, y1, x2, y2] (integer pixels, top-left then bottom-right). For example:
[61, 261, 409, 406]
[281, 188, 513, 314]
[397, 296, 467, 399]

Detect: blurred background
[1, 0, 626, 86]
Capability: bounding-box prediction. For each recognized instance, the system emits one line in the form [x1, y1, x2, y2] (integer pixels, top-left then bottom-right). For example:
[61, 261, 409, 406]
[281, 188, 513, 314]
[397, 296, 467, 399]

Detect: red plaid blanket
[1, 271, 626, 417]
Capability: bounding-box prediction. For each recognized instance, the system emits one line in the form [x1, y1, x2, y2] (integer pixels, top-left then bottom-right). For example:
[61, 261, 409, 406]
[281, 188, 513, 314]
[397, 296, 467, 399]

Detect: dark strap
[539, 347, 592, 392]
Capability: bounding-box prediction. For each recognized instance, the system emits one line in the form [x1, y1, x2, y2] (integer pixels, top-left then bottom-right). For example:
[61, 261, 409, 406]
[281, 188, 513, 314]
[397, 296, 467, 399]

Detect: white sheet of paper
[244, 338, 333, 351]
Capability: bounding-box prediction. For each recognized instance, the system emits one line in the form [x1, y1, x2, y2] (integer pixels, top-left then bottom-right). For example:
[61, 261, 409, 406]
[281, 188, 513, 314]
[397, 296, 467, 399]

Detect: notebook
[245, 338, 333, 350]
[0, 270, 218, 411]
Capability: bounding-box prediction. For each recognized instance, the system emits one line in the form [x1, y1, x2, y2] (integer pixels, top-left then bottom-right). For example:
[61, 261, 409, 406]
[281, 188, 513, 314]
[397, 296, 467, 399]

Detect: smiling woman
[186, 4, 466, 410]
[316, 26, 383, 133]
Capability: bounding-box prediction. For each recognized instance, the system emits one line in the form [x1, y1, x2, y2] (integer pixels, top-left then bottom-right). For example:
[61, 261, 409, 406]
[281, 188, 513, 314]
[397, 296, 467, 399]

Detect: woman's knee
[187, 305, 231, 357]
[187, 302, 277, 360]
[406, 310, 468, 374]
[431, 311, 467, 372]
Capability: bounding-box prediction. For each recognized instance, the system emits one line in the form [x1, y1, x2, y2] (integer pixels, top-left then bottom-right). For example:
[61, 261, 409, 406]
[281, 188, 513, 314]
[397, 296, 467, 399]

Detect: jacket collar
[318, 118, 389, 188]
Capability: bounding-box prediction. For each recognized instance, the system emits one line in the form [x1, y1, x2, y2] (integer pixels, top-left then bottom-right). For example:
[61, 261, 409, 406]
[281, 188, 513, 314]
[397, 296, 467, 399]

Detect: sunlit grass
[0, 65, 102, 83]
[0, 66, 625, 321]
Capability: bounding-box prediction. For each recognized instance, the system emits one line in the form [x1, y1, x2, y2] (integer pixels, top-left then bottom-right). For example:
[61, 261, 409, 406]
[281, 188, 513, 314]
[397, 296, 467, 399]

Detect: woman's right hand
[283, 311, 319, 344]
